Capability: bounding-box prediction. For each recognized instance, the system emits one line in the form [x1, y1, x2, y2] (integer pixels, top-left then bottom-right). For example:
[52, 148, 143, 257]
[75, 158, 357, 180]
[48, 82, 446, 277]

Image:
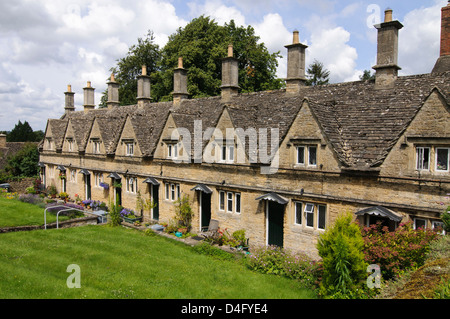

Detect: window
[93, 140, 101, 154]
[295, 145, 317, 166]
[308, 146, 317, 166]
[220, 143, 235, 163]
[318, 205, 326, 230]
[219, 191, 225, 211]
[432, 220, 446, 235]
[235, 193, 241, 214]
[46, 138, 53, 150]
[227, 192, 233, 213]
[70, 169, 77, 183]
[67, 139, 74, 152]
[436, 148, 449, 172]
[165, 183, 180, 201]
[416, 147, 430, 170]
[126, 142, 134, 156]
[126, 177, 137, 193]
[219, 191, 241, 214]
[414, 218, 427, 230]
[295, 202, 302, 225]
[167, 143, 178, 159]
[296, 146, 305, 165]
[94, 172, 103, 187]
[304, 203, 314, 227]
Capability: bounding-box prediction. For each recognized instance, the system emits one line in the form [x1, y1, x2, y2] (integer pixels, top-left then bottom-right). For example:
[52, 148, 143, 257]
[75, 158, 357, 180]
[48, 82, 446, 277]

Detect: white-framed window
[296, 146, 305, 165]
[220, 143, 235, 163]
[46, 138, 53, 150]
[167, 143, 178, 159]
[94, 172, 103, 187]
[294, 202, 302, 225]
[126, 142, 134, 156]
[416, 147, 430, 171]
[219, 191, 241, 214]
[165, 182, 180, 201]
[235, 193, 241, 214]
[126, 177, 137, 194]
[70, 169, 77, 183]
[304, 203, 315, 227]
[436, 148, 449, 172]
[67, 139, 74, 152]
[295, 145, 317, 166]
[414, 217, 427, 230]
[93, 140, 101, 154]
[227, 192, 233, 213]
[432, 220, 446, 235]
[219, 191, 225, 211]
[308, 146, 317, 166]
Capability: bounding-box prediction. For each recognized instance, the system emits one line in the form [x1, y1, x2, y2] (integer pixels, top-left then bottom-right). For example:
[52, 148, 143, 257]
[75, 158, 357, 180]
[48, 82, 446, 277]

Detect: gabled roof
[46, 71, 449, 169]
[47, 119, 68, 151]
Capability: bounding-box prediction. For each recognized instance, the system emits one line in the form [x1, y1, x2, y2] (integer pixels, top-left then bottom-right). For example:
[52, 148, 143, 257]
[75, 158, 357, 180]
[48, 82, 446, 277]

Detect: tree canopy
[306, 59, 330, 86]
[101, 16, 283, 105]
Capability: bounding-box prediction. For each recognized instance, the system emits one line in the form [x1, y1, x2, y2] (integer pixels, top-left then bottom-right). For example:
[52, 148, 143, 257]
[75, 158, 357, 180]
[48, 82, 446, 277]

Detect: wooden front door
[267, 201, 284, 247]
[200, 192, 211, 230]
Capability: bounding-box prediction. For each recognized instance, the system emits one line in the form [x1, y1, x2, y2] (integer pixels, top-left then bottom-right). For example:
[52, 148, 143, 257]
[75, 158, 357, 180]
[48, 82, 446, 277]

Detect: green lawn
[0, 225, 317, 299]
[0, 196, 71, 227]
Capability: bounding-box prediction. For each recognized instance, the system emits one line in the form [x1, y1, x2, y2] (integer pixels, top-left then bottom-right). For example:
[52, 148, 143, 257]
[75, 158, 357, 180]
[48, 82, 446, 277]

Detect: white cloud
[187, 0, 246, 26]
[398, 1, 443, 75]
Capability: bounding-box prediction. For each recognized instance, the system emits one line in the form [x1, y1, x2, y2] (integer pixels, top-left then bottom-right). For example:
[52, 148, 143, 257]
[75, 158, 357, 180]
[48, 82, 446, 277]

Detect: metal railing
[44, 205, 105, 230]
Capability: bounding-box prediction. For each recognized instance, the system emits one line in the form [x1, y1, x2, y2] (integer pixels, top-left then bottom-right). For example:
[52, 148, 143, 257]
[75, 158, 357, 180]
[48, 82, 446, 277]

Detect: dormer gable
[62, 120, 79, 153]
[85, 118, 106, 155]
[154, 113, 190, 162]
[116, 116, 142, 157]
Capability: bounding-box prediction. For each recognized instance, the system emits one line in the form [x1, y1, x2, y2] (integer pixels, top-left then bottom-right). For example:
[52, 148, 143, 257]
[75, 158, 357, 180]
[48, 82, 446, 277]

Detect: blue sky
[0, 0, 447, 131]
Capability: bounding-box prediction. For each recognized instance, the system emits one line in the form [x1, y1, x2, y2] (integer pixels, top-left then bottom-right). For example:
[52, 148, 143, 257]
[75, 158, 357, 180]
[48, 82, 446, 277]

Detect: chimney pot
[384, 9, 393, 22]
[173, 57, 188, 105]
[228, 44, 234, 58]
[83, 81, 95, 112]
[137, 66, 151, 106]
[293, 30, 299, 44]
[142, 65, 147, 76]
[178, 57, 183, 69]
[107, 74, 119, 109]
[221, 46, 239, 101]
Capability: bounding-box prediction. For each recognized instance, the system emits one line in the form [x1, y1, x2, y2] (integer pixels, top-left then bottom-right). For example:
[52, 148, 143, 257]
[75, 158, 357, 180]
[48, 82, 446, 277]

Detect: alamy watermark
[169, 120, 280, 174]
[66, 264, 81, 289]
[366, 264, 381, 289]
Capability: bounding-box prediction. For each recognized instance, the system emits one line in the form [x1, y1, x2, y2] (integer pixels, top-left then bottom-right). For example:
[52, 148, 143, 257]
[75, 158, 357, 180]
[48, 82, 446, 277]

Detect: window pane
[235, 193, 241, 213]
[165, 183, 169, 199]
[171, 184, 175, 200]
[309, 146, 317, 166]
[297, 147, 304, 164]
[416, 147, 430, 170]
[227, 192, 233, 212]
[295, 202, 302, 225]
[437, 148, 449, 171]
[318, 205, 326, 229]
[219, 191, 225, 210]
[229, 146, 234, 161]
[305, 203, 314, 227]
[222, 146, 227, 161]
[177, 184, 180, 199]
[415, 218, 426, 229]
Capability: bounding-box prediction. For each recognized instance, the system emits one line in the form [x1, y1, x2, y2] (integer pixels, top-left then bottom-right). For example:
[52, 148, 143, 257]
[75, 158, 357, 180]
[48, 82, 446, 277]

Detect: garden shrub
[173, 194, 194, 231]
[317, 212, 368, 298]
[361, 221, 439, 280]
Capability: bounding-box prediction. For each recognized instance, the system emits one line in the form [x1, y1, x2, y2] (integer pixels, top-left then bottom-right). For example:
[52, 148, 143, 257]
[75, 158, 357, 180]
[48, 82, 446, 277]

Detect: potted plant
[99, 182, 109, 190]
[113, 182, 122, 189]
[59, 192, 69, 202]
[120, 208, 142, 224]
[173, 194, 194, 233]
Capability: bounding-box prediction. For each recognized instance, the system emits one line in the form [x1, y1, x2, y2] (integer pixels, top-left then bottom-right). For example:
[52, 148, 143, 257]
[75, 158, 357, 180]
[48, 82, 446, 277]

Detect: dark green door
[201, 193, 211, 230]
[85, 175, 91, 200]
[152, 185, 159, 221]
[268, 201, 284, 247]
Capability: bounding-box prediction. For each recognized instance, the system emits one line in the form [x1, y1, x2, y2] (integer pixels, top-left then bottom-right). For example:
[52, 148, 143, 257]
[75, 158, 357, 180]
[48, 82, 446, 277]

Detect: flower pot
[177, 227, 188, 234]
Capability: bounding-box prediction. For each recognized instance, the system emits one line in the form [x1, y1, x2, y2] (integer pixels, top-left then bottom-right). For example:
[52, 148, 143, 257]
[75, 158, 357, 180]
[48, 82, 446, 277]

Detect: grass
[0, 225, 317, 299]
[0, 196, 71, 227]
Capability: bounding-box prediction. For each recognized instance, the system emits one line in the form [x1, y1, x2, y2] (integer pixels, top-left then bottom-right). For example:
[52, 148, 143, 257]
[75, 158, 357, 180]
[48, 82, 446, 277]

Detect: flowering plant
[120, 208, 137, 219]
[58, 172, 66, 180]
[99, 182, 109, 190]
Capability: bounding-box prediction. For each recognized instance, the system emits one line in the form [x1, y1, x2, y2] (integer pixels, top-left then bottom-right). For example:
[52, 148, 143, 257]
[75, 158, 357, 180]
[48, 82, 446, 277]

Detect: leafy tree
[359, 69, 375, 81]
[103, 16, 283, 104]
[7, 121, 35, 142]
[306, 59, 330, 86]
[4, 143, 39, 177]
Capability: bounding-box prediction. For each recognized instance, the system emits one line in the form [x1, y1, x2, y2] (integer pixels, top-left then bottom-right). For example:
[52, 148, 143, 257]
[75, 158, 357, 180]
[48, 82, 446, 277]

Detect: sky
[0, 0, 447, 132]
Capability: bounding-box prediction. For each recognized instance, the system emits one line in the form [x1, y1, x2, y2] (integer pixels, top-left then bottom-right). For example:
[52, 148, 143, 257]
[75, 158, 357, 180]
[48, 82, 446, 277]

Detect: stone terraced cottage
[39, 7, 450, 258]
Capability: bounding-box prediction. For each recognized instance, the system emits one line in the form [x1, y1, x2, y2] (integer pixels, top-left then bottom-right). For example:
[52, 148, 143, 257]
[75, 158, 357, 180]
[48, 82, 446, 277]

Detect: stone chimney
[285, 30, 308, 94]
[64, 84, 75, 114]
[172, 57, 189, 105]
[107, 73, 119, 109]
[83, 81, 95, 113]
[137, 65, 151, 107]
[372, 9, 403, 88]
[432, 2, 450, 73]
[0, 134, 6, 148]
[221, 44, 239, 101]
